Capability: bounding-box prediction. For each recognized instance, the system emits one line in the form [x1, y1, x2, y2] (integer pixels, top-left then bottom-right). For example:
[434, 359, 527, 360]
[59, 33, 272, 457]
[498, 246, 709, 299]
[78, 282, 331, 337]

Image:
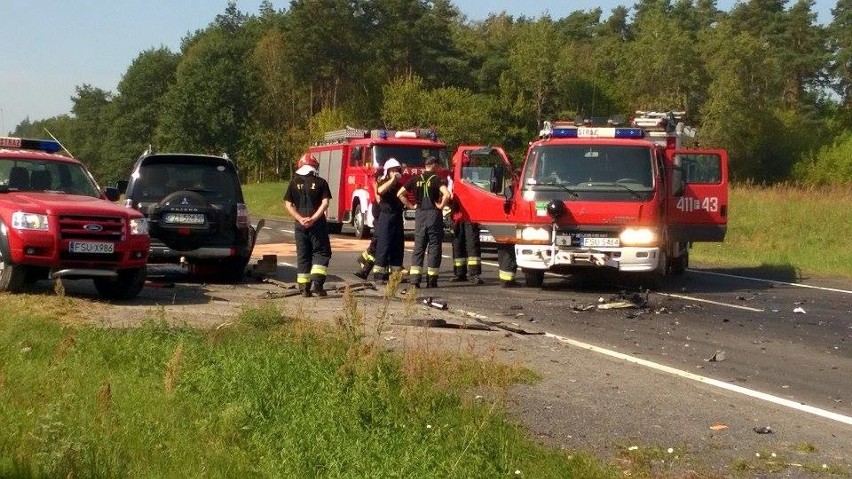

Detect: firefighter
[283, 153, 333, 297]
[397, 156, 451, 288]
[370, 158, 405, 283]
[353, 205, 380, 279]
[497, 243, 518, 287]
[450, 214, 484, 284]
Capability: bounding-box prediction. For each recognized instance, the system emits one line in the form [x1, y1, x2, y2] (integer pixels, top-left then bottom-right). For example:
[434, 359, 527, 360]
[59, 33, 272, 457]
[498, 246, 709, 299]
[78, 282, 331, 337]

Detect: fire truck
[451, 111, 728, 288]
[307, 127, 450, 238]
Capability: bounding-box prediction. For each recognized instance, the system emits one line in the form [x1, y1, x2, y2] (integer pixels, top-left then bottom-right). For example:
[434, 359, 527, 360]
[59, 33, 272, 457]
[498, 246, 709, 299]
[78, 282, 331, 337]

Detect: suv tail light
[237, 203, 250, 228]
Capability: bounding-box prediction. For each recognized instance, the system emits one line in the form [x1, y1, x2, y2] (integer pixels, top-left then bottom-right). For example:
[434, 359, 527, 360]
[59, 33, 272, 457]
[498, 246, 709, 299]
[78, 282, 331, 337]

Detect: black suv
[124, 152, 256, 281]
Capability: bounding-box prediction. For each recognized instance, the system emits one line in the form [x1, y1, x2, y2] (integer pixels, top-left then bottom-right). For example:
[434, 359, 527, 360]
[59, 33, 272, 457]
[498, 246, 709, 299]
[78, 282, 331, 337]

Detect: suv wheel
[0, 255, 26, 293]
[93, 268, 146, 300]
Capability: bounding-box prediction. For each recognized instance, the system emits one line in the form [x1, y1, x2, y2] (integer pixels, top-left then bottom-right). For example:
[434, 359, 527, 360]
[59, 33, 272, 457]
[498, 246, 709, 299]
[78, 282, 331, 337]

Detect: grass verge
[0, 297, 615, 478]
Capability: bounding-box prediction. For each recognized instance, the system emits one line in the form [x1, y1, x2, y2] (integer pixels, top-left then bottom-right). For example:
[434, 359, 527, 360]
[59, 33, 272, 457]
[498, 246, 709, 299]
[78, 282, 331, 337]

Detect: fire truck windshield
[522, 145, 654, 193]
[374, 146, 449, 169]
[0, 157, 101, 197]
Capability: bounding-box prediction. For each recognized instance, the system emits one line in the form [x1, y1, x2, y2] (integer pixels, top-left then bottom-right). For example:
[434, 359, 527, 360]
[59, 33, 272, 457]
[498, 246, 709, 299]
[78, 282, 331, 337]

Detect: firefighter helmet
[383, 158, 401, 175]
[297, 153, 319, 169]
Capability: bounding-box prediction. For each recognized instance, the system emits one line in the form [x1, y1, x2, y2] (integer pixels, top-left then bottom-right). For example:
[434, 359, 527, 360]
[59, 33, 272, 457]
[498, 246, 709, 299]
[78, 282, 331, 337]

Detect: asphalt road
[256, 218, 852, 473]
[40, 217, 852, 474]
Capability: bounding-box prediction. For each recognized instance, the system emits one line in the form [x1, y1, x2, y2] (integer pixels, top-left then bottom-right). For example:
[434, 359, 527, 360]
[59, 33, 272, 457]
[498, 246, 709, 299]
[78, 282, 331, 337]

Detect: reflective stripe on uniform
[467, 257, 481, 266]
[310, 264, 327, 276]
[427, 267, 440, 276]
[371, 265, 389, 274]
[409, 266, 422, 275]
[362, 251, 375, 262]
[453, 258, 465, 267]
[297, 273, 311, 284]
[498, 270, 515, 281]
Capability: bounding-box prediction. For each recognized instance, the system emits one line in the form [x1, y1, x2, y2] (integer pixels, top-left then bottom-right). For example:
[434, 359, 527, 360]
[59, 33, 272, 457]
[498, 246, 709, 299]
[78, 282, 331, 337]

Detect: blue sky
[1, 0, 836, 134]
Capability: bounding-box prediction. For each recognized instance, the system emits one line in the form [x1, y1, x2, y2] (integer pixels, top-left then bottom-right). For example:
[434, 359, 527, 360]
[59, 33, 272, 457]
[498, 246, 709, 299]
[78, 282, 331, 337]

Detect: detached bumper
[515, 245, 661, 272]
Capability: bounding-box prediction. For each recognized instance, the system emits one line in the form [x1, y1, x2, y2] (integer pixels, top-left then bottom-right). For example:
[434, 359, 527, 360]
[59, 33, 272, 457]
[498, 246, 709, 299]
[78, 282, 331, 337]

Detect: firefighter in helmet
[353, 168, 383, 280]
[283, 153, 333, 297]
[370, 158, 406, 282]
[397, 156, 451, 288]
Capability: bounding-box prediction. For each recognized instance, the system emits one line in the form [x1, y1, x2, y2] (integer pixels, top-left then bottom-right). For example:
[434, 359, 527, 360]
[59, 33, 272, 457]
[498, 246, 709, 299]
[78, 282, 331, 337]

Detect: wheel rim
[353, 205, 364, 237]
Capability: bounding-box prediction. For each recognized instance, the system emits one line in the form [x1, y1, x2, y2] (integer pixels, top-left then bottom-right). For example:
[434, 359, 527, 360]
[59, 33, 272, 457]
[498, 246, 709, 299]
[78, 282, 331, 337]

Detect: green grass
[0, 297, 616, 478]
[692, 184, 852, 278]
[243, 181, 289, 219]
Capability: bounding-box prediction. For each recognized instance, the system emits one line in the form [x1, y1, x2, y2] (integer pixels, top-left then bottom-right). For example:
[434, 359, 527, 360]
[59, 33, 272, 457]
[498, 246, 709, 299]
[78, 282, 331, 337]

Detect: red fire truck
[451, 112, 728, 288]
[307, 127, 450, 238]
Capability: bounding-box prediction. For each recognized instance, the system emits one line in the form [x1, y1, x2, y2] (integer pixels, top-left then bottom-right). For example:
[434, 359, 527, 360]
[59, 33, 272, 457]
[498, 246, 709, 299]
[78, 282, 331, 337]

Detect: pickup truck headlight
[519, 226, 551, 242]
[129, 218, 149, 235]
[12, 212, 49, 231]
[619, 227, 657, 246]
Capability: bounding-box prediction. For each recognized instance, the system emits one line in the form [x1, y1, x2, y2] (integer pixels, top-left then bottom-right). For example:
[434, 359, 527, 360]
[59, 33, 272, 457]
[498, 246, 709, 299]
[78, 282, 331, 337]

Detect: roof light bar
[0, 136, 62, 153]
[576, 127, 645, 139]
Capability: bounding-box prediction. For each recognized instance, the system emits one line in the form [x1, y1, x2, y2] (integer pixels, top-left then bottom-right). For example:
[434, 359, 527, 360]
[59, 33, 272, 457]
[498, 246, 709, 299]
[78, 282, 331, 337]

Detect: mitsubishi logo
[84, 223, 103, 232]
[181, 197, 189, 205]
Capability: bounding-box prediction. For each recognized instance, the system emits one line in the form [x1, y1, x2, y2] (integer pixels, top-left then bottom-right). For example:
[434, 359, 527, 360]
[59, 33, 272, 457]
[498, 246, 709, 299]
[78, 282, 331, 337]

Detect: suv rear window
[131, 158, 240, 203]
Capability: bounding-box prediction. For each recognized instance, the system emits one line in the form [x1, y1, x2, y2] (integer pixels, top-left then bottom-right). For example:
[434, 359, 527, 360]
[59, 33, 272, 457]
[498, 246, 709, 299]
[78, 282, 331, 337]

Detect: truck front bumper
[515, 244, 662, 272]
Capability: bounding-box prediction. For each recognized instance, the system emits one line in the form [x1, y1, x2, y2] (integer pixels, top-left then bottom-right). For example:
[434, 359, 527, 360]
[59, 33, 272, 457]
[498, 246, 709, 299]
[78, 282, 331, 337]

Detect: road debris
[793, 306, 807, 314]
[710, 424, 729, 431]
[706, 350, 727, 362]
[753, 426, 774, 434]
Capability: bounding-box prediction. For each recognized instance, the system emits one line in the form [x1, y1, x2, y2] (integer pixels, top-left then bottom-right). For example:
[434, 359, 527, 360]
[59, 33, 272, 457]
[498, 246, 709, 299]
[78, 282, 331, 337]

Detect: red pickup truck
[0, 137, 150, 299]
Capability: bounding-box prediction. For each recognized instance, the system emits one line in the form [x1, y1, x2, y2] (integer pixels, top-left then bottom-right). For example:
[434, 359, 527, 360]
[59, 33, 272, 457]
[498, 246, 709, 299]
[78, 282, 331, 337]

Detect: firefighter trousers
[409, 208, 443, 286]
[295, 218, 332, 289]
[497, 243, 517, 285]
[372, 210, 404, 279]
[452, 221, 482, 278]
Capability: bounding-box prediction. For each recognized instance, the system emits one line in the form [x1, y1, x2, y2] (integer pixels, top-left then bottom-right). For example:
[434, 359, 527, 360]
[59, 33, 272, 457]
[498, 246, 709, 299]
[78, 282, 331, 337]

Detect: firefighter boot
[354, 255, 373, 280]
[299, 282, 313, 298]
[426, 276, 438, 289]
[468, 275, 484, 285]
[501, 279, 518, 288]
[313, 277, 328, 297]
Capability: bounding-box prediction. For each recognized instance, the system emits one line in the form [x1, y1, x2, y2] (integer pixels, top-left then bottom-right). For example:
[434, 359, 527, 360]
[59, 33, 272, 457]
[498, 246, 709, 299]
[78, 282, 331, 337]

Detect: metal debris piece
[793, 307, 807, 314]
[753, 426, 773, 434]
[706, 350, 727, 362]
[418, 296, 448, 310]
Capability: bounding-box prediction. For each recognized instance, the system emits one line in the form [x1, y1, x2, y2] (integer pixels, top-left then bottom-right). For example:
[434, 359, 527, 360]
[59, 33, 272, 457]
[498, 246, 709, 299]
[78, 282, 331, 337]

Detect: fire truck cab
[307, 128, 450, 238]
[451, 112, 728, 288]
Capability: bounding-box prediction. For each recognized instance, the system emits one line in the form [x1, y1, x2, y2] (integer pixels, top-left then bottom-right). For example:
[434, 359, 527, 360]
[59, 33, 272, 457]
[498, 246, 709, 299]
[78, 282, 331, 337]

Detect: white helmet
[383, 158, 401, 175]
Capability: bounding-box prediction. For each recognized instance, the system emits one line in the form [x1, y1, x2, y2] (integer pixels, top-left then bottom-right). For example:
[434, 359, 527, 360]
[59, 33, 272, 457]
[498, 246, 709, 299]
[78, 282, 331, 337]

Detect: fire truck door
[452, 146, 516, 240]
[316, 149, 343, 222]
[665, 149, 728, 242]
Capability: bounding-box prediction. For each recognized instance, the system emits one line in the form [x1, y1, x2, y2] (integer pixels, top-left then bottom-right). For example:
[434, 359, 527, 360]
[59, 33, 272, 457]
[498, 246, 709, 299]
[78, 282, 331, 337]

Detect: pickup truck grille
[59, 215, 124, 241]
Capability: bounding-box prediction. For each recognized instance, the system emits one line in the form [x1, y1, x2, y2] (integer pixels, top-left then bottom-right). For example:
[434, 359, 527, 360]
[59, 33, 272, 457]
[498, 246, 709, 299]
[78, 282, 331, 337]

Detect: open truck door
[665, 149, 728, 242]
[451, 146, 517, 242]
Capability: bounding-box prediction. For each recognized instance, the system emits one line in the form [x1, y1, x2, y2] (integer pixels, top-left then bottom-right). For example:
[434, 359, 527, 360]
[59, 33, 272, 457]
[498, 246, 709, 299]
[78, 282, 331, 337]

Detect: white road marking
[546, 332, 852, 426]
[691, 269, 852, 295]
[655, 292, 765, 312]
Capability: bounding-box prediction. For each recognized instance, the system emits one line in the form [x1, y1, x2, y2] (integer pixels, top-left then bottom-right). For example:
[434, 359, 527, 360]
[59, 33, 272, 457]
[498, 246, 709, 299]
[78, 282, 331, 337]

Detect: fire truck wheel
[523, 269, 545, 288]
[669, 251, 688, 275]
[327, 222, 343, 235]
[641, 251, 667, 290]
[93, 268, 146, 300]
[352, 203, 370, 239]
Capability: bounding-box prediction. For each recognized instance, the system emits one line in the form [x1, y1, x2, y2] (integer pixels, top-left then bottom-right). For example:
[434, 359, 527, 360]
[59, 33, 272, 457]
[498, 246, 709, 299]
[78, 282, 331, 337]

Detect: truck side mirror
[672, 166, 685, 196]
[115, 179, 129, 194]
[104, 187, 120, 202]
[503, 185, 514, 213]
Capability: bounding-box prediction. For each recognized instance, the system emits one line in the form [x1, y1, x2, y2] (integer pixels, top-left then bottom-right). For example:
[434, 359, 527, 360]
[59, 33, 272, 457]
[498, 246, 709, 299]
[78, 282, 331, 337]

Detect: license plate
[479, 233, 495, 243]
[69, 241, 115, 254]
[163, 213, 205, 224]
[581, 237, 619, 247]
[404, 210, 416, 220]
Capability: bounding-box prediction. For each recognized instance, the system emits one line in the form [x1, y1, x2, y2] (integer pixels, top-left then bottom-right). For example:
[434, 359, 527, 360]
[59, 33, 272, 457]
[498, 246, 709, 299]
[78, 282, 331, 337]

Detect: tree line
[12, 0, 852, 185]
